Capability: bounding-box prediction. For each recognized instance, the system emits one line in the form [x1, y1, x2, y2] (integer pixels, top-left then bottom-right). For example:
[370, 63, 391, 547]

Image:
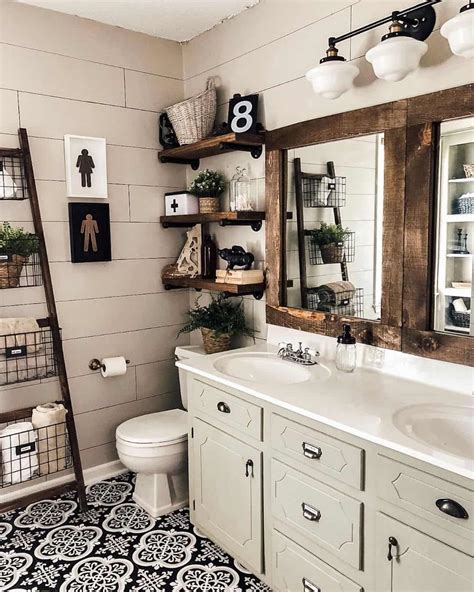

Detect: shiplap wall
[183, 0, 473, 342]
[0, 1, 189, 485]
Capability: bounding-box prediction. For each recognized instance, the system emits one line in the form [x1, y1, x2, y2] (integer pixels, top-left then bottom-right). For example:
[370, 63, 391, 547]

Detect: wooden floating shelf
[161, 211, 266, 231]
[158, 132, 265, 169]
[163, 277, 265, 299]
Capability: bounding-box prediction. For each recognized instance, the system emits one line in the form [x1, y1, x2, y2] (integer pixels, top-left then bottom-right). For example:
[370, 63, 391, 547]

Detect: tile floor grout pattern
[0, 472, 272, 591]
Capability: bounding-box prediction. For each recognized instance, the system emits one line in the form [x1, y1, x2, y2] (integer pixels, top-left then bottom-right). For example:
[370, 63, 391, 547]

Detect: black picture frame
[68, 202, 111, 263]
[227, 93, 259, 135]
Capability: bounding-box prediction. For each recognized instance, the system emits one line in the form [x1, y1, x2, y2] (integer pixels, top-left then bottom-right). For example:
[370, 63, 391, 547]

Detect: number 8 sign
[228, 93, 259, 134]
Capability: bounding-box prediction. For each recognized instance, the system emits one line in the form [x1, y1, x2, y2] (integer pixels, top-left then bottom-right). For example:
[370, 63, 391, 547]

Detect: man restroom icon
[76, 148, 95, 188]
[81, 214, 99, 252]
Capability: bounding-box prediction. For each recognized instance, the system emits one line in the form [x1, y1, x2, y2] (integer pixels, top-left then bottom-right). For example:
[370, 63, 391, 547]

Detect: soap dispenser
[336, 323, 356, 373]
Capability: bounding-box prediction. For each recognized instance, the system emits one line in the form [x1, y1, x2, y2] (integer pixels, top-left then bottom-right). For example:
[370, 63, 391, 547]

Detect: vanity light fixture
[366, 20, 428, 82]
[307, 0, 442, 98]
[305, 45, 360, 100]
[441, 2, 474, 58]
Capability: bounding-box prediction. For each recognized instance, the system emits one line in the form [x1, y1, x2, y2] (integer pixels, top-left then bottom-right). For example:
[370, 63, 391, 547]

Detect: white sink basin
[213, 352, 330, 385]
[393, 404, 474, 459]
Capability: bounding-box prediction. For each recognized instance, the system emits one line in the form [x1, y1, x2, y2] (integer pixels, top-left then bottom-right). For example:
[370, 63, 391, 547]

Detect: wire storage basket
[306, 231, 355, 265]
[302, 174, 346, 208]
[0, 407, 71, 488]
[307, 286, 364, 317]
[0, 153, 29, 200]
[0, 234, 42, 289]
[0, 324, 58, 386]
[449, 303, 470, 328]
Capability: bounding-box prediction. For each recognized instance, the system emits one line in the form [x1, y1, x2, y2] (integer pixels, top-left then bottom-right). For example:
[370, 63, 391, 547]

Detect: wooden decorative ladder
[0, 129, 87, 513]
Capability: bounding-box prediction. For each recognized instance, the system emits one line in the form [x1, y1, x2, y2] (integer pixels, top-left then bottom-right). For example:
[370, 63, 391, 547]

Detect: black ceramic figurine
[218, 245, 255, 270]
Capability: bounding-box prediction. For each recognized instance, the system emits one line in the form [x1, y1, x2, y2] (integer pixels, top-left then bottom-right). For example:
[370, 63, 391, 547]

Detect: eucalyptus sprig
[0, 222, 39, 258]
[188, 169, 225, 198]
[178, 294, 254, 338]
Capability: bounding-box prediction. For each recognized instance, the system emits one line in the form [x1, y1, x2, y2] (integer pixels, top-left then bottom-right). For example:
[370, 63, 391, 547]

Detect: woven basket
[320, 243, 344, 264]
[455, 194, 474, 215]
[199, 197, 220, 213]
[0, 254, 26, 288]
[166, 78, 217, 145]
[451, 310, 470, 328]
[463, 164, 474, 178]
[201, 328, 231, 354]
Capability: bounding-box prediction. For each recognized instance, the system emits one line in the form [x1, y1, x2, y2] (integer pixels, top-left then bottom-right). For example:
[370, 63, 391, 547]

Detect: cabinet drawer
[272, 530, 363, 592]
[272, 413, 364, 490]
[377, 455, 473, 553]
[271, 459, 363, 570]
[192, 379, 262, 441]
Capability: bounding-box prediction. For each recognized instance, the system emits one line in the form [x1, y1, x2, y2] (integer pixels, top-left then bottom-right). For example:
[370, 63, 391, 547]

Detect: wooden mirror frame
[265, 84, 473, 366]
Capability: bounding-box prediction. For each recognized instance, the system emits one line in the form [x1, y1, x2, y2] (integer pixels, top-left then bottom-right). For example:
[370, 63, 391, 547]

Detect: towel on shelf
[317, 303, 356, 316]
[0, 421, 38, 485]
[0, 318, 41, 355]
[32, 403, 68, 475]
[0, 166, 17, 199]
[0, 353, 52, 386]
[316, 281, 356, 307]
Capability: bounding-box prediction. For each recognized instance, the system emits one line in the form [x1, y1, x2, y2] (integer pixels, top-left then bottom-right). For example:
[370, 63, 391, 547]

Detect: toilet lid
[116, 409, 187, 445]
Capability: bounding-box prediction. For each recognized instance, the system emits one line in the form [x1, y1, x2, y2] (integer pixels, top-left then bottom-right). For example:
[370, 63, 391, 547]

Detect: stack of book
[215, 269, 264, 285]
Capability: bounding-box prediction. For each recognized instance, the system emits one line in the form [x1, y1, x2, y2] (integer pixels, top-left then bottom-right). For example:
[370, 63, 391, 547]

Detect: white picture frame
[64, 135, 108, 198]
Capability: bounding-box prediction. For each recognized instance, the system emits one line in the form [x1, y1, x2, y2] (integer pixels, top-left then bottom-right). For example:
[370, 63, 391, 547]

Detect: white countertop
[177, 343, 474, 480]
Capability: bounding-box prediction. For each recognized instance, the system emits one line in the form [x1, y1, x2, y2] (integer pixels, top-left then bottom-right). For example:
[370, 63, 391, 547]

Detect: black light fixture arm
[328, 0, 442, 47]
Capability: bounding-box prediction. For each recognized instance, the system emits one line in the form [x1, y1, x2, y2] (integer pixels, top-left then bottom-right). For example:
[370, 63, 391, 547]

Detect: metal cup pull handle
[436, 498, 469, 519]
[302, 502, 321, 522]
[303, 578, 321, 592]
[302, 442, 322, 460]
[217, 401, 231, 414]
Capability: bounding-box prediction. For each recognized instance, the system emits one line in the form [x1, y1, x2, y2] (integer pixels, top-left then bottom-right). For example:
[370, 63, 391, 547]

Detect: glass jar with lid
[229, 166, 256, 211]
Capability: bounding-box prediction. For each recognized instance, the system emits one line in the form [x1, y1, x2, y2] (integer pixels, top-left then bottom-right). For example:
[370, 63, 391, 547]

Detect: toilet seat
[116, 409, 187, 446]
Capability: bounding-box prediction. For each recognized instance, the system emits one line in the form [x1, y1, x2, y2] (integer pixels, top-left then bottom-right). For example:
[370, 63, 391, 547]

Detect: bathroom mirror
[286, 133, 385, 321]
[265, 84, 473, 365]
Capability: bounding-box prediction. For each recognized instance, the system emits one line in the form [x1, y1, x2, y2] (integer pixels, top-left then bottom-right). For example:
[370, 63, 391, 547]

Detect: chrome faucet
[277, 342, 320, 366]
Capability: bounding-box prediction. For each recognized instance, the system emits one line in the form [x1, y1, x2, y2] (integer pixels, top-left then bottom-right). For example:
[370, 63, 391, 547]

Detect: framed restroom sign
[227, 93, 259, 134]
[68, 202, 111, 263]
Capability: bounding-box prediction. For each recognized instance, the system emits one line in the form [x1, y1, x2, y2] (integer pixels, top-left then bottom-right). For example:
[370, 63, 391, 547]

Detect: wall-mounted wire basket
[0, 154, 29, 200]
[0, 408, 71, 488]
[306, 231, 355, 265]
[302, 173, 346, 208]
[0, 235, 42, 289]
[307, 287, 364, 317]
[0, 324, 58, 386]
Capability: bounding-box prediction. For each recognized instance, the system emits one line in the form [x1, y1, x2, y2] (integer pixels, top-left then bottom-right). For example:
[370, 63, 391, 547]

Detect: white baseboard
[1, 460, 127, 506]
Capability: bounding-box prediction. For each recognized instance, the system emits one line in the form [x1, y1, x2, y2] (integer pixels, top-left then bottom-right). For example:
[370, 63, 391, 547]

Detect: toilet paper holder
[89, 358, 130, 372]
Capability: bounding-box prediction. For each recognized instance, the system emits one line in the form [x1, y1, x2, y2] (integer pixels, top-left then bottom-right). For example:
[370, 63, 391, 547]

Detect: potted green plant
[0, 222, 39, 288]
[188, 169, 225, 214]
[178, 294, 253, 354]
[308, 222, 352, 264]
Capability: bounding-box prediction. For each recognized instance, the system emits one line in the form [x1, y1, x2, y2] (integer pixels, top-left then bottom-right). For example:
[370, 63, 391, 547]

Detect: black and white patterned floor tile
[0, 472, 272, 591]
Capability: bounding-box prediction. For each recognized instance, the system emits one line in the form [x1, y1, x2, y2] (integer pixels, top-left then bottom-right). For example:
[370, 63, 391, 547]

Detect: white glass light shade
[305, 60, 360, 100]
[441, 8, 474, 58]
[366, 36, 427, 82]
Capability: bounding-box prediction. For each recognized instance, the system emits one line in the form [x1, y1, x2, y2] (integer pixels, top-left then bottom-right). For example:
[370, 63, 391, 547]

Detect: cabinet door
[191, 417, 262, 573]
[376, 513, 473, 592]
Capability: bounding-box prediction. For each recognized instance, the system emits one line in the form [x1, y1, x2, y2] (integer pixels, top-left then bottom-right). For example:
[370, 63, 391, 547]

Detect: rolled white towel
[0, 167, 17, 199]
[0, 318, 41, 355]
[452, 298, 468, 313]
[0, 422, 38, 485]
[32, 403, 68, 475]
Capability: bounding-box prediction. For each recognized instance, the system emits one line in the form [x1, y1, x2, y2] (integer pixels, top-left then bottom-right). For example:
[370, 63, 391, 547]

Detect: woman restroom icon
[76, 148, 95, 187]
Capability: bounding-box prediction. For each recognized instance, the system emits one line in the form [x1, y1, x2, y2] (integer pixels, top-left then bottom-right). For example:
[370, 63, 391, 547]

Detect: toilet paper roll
[100, 356, 127, 378]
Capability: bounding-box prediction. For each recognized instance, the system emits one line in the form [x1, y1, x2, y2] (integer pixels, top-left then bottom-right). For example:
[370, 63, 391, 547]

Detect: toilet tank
[175, 345, 206, 410]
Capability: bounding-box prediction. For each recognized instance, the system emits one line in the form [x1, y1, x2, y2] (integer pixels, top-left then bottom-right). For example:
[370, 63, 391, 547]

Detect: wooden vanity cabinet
[186, 373, 473, 592]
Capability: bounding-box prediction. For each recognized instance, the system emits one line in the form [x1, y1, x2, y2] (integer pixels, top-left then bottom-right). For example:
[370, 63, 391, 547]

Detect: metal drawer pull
[302, 578, 321, 592]
[217, 401, 231, 414]
[387, 536, 398, 562]
[436, 498, 469, 519]
[302, 502, 321, 522]
[302, 442, 322, 460]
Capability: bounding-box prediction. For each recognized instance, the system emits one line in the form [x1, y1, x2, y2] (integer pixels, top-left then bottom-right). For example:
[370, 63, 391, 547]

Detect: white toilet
[116, 345, 205, 517]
